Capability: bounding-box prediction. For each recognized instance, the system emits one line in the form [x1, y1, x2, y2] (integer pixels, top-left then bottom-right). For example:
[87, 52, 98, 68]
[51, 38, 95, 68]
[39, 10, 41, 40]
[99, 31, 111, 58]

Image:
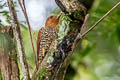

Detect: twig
[81, 1, 120, 38]
[18, 0, 37, 66]
[7, 0, 30, 79]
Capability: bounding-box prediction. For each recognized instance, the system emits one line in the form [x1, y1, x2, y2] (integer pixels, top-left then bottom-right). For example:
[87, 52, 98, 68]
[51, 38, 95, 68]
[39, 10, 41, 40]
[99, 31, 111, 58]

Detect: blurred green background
[0, 0, 120, 80]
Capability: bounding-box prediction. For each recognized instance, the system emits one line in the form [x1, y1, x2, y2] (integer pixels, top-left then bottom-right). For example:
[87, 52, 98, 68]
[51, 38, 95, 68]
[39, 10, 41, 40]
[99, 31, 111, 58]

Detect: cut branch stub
[33, 0, 87, 80]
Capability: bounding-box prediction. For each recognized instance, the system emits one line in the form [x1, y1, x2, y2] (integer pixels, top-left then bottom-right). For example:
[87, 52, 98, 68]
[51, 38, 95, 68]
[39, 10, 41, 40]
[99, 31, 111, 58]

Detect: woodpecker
[37, 14, 61, 64]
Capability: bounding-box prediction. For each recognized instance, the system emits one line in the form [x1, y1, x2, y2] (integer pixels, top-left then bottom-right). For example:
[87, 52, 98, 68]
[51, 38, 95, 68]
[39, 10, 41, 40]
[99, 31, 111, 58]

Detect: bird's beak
[57, 12, 62, 19]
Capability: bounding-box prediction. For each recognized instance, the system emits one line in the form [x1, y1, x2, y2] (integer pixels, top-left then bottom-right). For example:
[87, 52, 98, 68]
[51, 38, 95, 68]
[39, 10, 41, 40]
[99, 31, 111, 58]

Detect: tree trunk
[0, 29, 19, 80]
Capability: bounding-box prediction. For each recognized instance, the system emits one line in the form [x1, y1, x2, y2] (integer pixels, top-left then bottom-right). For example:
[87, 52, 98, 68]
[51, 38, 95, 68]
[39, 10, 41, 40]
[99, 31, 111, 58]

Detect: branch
[18, 0, 37, 66]
[7, 0, 30, 79]
[81, 1, 120, 38]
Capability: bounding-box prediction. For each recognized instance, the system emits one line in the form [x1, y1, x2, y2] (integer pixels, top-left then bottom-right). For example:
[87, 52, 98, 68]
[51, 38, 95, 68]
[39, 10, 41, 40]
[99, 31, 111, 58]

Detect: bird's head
[45, 14, 61, 28]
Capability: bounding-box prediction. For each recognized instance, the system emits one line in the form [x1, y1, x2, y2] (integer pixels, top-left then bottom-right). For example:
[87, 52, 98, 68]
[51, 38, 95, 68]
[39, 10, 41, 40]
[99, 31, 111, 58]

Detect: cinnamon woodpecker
[37, 14, 61, 64]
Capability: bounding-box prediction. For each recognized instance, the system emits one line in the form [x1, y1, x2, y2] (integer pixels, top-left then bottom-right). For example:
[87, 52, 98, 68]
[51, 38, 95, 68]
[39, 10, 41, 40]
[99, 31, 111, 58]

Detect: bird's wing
[36, 29, 42, 60]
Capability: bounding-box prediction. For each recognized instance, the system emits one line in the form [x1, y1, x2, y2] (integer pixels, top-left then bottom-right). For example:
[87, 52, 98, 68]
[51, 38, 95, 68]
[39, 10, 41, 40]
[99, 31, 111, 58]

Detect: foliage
[0, 32, 14, 53]
[0, 0, 11, 25]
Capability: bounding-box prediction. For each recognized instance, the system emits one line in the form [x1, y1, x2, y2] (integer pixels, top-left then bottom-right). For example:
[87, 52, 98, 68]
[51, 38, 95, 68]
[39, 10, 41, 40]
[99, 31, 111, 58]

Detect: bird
[36, 14, 61, 64]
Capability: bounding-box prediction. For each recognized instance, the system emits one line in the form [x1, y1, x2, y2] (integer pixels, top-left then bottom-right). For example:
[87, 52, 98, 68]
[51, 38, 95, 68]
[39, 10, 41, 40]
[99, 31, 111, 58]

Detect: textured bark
[10, 52, 20, 80]
[0, 53, 11, 80]
[0, 29, 19, 80]
[0, 52, 19, 80]
[7, 0, 30, 79]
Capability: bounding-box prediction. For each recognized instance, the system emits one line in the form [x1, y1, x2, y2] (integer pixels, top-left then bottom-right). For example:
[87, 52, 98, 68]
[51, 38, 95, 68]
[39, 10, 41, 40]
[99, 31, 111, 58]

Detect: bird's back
[37, 27, 57, 63]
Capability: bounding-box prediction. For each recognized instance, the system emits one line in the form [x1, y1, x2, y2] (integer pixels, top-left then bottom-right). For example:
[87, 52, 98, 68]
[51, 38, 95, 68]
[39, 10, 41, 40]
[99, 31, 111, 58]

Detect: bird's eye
[49, 16, 54, 19]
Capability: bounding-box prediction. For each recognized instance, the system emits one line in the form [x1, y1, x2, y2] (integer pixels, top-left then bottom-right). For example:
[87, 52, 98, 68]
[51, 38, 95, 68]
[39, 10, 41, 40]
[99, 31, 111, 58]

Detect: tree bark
[0, 29, 19, 80]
